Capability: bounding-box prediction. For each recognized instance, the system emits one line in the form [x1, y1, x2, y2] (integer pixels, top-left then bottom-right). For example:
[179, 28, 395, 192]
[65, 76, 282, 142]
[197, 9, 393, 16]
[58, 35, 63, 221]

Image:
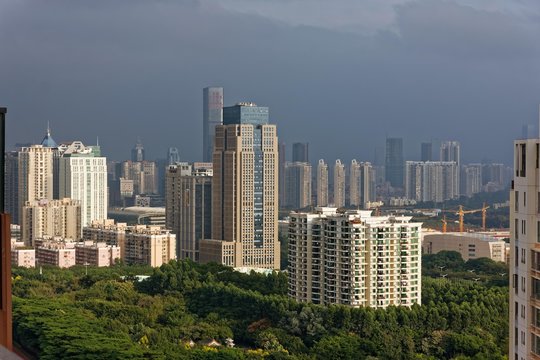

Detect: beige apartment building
[83, 219, 128, 257]
[317, 159, 328, 207]
[200, 103, 280, 269]
[22, 198, 81, 246]
[18, 145, 54, 225]
[165, 162, 212, 261]
[124, 225, 176, 267]
[509, 138, 540, 359]
[422, 232, 507, 263]
[288, 207, 422, 308]
[350, 160, 375, 209]
[333, 160, 345, 208]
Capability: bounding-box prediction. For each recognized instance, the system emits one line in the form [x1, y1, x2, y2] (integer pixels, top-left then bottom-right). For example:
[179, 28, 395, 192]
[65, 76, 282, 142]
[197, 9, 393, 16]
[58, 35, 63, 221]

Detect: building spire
[47, 121, 51, 136]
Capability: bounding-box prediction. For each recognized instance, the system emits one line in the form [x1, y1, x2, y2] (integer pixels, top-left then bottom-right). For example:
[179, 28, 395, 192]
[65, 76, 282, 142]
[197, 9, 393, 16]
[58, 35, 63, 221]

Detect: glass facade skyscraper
[385, 137, 404, 188]
[203, 87, 223, 162]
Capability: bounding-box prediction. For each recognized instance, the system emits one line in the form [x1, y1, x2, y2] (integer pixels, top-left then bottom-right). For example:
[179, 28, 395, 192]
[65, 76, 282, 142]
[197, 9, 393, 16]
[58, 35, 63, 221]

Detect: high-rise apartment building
[440, 141, 460, 164]
[203, 87, 224, 163]
[509, 138, 540, 359]
[284, 162, 312, 209]
[292, 142, 309, 163]
[125, 225, 176, 267]
[333, 159, 345, 208]
[421, 142, 432, 162]
[5, 151, 19, 224]
[462, 164, 483, 198]
[349, 160, 375, 209]
[58, 141, 107, 227]
[18, 145, 54, 226]
[83, 219, 128, 258]
[22, 198, 82, 246]
[131, 139, 145, 162]
[404, 161, 459, 203]
[288, 208, 422, 308]
[121, 160, 158, 195]
[75, 241, 121, 267]
[200, 102, 279, 269]
[385, 138, 404, 188]
[317, 159, 328, 207]
[165, 162, 212, 261]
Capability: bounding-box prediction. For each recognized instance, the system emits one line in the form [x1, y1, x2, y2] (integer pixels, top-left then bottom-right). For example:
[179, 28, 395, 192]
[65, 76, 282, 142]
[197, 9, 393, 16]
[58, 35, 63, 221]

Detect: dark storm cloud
[0, 0, 538, 164]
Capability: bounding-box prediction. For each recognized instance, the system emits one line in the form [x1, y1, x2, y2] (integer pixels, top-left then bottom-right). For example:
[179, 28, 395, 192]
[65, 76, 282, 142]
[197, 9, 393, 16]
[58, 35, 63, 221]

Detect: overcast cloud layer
[1, 0, 539, 164]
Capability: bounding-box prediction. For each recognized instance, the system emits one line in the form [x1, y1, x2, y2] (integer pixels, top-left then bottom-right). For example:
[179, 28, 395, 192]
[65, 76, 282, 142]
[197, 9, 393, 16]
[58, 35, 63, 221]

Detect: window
[522, 220, 526, 235]
[522, 276, 526, 292]
[515, 219, 519, 240]
[515, 246, 519, 266]
[515, 191, 519, 211]
[522, 304, 526, 319]
[522, 248, 526, 264]
[525, 192, 527, 207]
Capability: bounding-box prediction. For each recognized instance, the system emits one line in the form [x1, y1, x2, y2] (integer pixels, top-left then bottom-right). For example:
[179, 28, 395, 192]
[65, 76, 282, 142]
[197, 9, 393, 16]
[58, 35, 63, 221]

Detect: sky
[1, 0, 539, 165]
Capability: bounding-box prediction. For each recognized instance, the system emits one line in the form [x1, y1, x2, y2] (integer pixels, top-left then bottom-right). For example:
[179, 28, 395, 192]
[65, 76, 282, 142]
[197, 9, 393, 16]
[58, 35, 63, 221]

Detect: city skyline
[1, 0, 539, 165]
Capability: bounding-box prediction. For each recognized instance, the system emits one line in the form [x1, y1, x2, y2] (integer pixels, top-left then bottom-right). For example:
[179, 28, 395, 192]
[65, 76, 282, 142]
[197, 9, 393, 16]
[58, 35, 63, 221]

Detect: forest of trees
[12, 253, 508, 359]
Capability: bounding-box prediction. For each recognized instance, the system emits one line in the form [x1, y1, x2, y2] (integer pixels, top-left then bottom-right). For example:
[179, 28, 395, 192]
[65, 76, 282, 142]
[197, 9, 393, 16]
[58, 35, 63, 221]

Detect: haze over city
[1, 0, 540, 164]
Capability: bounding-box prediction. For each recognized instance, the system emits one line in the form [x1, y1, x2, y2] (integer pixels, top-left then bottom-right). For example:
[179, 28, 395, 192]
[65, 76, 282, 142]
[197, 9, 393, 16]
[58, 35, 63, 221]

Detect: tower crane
[455, 203, 490, 232]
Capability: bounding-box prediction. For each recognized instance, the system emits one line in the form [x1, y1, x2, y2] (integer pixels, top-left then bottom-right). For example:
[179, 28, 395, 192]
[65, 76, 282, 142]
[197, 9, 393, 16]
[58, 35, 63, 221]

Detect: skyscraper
[510, 138, 539, 358]
[18, 145, 54, 225]
[203, 87, 224, 162]
[200, 102, 279, 269]
[284, 162, 312, 209]
[421, 142, 432, 162]
[385, 138, 404, 188]
[167, 147, 180, 165]
[292, 142, 309, 163]
[333, 159, 345, 208]
[316, 159, 328, 206]
[131, 138, 145, 162]
[349, 160, 375, 209]
[165, 162, 212, 261]
[58, 141, 107, 227]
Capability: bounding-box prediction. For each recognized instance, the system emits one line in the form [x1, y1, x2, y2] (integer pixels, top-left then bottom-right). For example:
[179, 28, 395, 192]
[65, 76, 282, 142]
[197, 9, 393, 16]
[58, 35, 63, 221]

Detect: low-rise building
[422, 232, 507, 263]
[124, 225, 176, 267]
[75, 241, 121, 267]
[11, 248, 35, 268]
[36, 240, 76, 268]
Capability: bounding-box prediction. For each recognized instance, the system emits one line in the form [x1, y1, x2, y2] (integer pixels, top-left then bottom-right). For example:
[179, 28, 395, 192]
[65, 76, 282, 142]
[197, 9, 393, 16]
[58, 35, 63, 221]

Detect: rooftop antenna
[96, 136, 99, 147]
[47, 121, 51, 136]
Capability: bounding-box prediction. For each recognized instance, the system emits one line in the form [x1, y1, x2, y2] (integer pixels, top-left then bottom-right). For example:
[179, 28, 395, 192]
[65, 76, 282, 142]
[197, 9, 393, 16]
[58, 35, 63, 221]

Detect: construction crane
[455, 204, 490, 232]
[441, 215, 447, 233]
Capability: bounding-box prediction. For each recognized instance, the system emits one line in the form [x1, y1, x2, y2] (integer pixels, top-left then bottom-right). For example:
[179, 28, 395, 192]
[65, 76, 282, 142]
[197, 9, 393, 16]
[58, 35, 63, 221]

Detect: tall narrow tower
[203, 87, 224, 163]
[200, 102, 279, 269]
[333, 159, 345, 208]
[385, 137, 404, 188]
[317, 159, 328, 206]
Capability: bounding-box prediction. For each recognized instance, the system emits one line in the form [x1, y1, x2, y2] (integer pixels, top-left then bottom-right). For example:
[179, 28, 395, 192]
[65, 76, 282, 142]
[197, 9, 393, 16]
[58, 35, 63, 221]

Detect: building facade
[509, 138, 540, 359]
[423, 233, 506, 262]
[284, 162, 312, 209]
[124, 225, 176, 267]
[333, 160, 345, 208]
[200, 102, 280, 269]
[36, 240, 76, 268]
[58, 141, 107, 227]
[385, 138, 404, 188]
[5, 151, 19, 224]
[405, 161, 459, 203]
[203, 87, 224, 163]
[288, 208, 422, 308]
[75, 241, 121, 267]
[349, 160, 375, 209]
[317, 159, 329, 207]
[421, 142, 432, 162]
[22, 198, 82, 246]
[18, 145, 54, 225]
[165, 162, 212, 261]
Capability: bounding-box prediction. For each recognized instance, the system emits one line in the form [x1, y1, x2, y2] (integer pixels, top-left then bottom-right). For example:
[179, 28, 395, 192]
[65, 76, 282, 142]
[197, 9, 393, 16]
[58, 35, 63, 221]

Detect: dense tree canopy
[12, 258, 508, 359]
